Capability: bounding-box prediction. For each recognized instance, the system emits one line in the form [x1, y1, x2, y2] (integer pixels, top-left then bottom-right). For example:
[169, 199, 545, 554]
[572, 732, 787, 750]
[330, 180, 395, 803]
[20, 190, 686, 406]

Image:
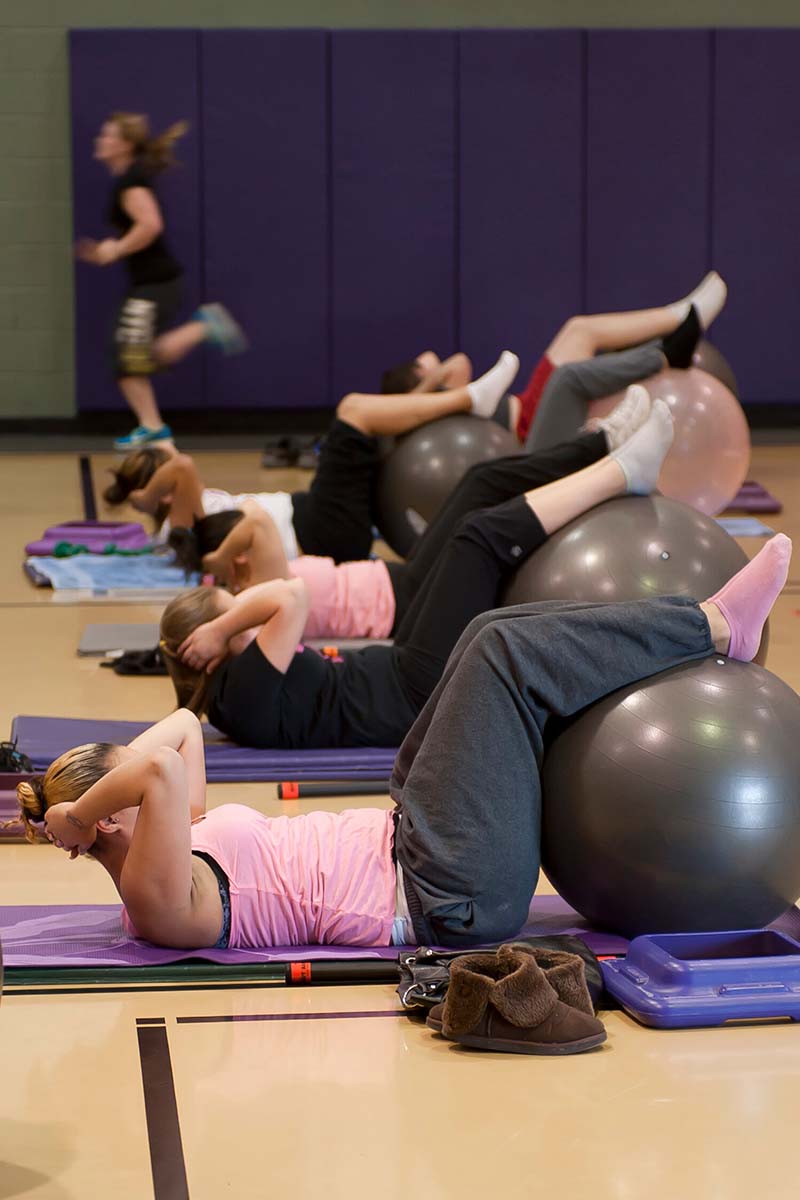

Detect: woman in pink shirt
[18, 710, 398, 949]
[15, 530, 787, 951]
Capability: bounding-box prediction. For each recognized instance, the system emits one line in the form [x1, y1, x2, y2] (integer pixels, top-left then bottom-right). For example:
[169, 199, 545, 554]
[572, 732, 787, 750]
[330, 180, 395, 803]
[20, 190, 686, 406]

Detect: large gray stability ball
[504, 495, 770, 664]
[541, 657, 800, 937]
[505, 494, 746, 606]
[375, 415, 519, 556]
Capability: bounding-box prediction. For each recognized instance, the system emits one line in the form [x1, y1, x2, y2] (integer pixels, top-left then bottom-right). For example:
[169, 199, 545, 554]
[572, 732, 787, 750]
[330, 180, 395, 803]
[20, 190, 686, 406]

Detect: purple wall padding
[201, 31, 329, 410]
[459, 31, 584, 385]
[712, 31, 800, 403]
[585, 31, 712, 315]
[330, 31, 458, 399]
[70, 30, 204, 412]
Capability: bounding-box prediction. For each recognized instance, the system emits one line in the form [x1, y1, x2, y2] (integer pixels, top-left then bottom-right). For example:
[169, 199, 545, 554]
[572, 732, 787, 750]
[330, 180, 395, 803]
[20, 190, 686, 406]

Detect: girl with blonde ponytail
[76, 112, 246, 453]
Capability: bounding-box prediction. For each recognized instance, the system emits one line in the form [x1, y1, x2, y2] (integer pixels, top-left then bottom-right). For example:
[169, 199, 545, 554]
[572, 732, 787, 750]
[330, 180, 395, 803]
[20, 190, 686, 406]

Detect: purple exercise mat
[3, 900, 797, 972]
[25, 521, 150, 556]
[727, 481, 783, 514]
[11, 716, 398, 783]
[0, 895, 630, 969]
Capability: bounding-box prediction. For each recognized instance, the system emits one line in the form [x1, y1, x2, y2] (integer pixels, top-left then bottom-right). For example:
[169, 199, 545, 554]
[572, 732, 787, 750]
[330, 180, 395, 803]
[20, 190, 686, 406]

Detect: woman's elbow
[148, 745, 184, 782]
[285, 576, 310, 612]
[176, 708, 203, 733]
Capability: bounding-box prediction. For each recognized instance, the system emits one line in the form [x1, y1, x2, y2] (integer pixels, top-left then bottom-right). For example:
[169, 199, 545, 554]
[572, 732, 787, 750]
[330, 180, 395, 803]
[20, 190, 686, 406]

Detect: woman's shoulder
[195, 803, 268, 832]
[118, 158, 155, 191]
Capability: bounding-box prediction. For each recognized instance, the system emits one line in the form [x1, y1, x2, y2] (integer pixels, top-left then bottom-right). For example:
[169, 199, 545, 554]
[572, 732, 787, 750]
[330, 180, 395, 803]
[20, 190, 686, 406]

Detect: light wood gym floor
[1, 445, 799, 1200]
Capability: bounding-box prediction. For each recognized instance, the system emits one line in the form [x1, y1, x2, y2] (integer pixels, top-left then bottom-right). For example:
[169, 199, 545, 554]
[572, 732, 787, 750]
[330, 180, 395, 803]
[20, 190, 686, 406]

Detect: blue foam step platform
[602, 929, 800, 1028]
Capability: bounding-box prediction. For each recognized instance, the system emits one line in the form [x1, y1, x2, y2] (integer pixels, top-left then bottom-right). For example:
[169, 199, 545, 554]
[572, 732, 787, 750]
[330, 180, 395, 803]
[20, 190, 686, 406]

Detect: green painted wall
[2, 2, 799, 418]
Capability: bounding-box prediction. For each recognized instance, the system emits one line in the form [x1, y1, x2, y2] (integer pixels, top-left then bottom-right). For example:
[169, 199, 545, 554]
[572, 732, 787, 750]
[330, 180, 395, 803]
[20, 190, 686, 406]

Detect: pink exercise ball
[587, 367, 751, 516]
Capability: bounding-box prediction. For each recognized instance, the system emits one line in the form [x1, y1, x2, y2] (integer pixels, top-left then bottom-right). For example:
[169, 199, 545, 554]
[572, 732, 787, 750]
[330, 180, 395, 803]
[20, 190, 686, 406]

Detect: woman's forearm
[71, 751, 176, 827]
[137, 458, 191, 508]
[215, 578, 306, 640]
[128, 712, 206, 819]
[213, 513, 261, 567]
[213, 510, 291, 586]
[113, 221, 162, 258]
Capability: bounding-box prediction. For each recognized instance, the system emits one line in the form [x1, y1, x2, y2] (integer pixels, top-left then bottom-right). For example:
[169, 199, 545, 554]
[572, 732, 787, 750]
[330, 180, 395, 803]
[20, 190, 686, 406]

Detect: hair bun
[103, 475, 126, 505]
[17, 777, 46, 823]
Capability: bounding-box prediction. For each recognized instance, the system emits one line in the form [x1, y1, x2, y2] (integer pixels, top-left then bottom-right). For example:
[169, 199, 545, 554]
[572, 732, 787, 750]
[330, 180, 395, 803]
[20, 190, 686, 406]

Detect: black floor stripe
[137, 1024, 190, 1200]
[178, 1010, 406, 1026]
[79, 454, 97, 520]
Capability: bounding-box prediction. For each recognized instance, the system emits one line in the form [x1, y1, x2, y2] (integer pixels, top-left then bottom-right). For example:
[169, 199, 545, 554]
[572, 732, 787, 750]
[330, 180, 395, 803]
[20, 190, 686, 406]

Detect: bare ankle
[699, 601, 731, 654]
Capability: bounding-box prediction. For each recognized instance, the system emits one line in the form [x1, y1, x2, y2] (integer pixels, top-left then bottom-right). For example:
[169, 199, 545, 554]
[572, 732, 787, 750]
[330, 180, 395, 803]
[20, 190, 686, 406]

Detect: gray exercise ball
[541, 657, 800, 937]
[375, 415, 519, 556]
[503, 495, 769, 664]
[692, 338, 740, 399]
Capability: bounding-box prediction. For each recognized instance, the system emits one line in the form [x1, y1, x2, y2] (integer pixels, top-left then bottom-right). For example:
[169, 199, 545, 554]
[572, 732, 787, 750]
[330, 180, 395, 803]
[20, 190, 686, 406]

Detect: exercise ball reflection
[588, 368, 750, 515]
[541, 657, 800, 937]
[375, 415, 519, 556]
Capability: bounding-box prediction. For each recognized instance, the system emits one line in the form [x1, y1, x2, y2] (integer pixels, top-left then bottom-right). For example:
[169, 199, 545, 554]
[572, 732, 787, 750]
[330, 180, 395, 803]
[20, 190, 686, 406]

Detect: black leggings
[290, 419, 383, 564]
[388, 430, 607, 632]
[389, 494, 549, 711]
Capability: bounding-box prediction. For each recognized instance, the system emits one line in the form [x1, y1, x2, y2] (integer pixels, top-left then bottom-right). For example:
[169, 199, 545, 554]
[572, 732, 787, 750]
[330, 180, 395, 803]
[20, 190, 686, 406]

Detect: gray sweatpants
[392, 597, 713, 947]
[524, 343, 664, 453]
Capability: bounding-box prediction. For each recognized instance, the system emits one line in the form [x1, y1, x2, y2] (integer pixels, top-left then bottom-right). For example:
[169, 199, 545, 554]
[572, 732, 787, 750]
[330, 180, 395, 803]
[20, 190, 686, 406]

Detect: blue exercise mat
[25, 554, 198, 592]
[11, 716, 398, 783]
[715, 517, 775, 538]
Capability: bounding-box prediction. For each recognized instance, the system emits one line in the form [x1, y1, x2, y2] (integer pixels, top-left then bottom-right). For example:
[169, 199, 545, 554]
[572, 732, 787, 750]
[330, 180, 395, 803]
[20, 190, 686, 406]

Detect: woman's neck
[92, 833, 129, 891]
[108, 152, 135, 177]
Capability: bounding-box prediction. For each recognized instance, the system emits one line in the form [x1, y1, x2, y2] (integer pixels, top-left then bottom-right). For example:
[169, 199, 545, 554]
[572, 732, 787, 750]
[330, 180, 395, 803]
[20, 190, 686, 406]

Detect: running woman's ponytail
[110, 112, 189, 173]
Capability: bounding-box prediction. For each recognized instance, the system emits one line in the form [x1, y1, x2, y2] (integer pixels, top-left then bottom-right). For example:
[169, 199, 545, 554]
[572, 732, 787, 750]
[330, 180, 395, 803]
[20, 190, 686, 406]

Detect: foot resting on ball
[668, 270, 728, 331]
[660, 305, 701, 370]
[704, 534, 792, 661]
[582, 384, 651, 450]
[611, 398, 673, 494]
[468, 351, 520, 418]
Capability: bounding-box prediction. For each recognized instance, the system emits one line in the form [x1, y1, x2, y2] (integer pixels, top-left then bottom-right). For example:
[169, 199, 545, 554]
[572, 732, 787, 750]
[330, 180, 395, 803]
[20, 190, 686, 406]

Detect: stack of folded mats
[25, 521, 198, 591]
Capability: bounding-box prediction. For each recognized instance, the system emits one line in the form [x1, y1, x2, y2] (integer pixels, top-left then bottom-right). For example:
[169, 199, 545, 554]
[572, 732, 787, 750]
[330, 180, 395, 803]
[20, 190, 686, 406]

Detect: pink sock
[706, 534, 792, 661]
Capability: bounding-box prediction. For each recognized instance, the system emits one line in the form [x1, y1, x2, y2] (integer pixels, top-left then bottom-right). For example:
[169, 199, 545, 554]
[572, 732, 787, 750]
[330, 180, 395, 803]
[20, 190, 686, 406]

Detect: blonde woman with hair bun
[75, 111, 247, 453]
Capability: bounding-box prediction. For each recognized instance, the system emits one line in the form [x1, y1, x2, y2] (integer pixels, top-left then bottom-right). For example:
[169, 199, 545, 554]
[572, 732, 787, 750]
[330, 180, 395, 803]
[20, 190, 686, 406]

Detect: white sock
[582, 384, 652, 451]
[667, 271, 728, 331]
[468, 351, 520, 418]
[611, 399, 674, 494]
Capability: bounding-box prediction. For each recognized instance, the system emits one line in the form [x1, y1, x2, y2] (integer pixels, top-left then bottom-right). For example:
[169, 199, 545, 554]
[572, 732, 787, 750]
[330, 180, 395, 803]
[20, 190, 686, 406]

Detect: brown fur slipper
[509, 944, 596, 1015]
[426, 945, 606, 1056]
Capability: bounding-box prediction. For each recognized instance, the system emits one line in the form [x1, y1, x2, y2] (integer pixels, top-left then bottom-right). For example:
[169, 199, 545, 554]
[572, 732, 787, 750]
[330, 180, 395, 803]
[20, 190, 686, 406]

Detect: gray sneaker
[198, 303, 248, 355]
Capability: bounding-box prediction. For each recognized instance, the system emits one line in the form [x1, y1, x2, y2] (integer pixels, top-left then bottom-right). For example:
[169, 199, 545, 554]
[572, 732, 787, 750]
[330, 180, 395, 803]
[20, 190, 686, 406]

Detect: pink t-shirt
[123, 804, 396, 948]
[288, 556, 396, 640]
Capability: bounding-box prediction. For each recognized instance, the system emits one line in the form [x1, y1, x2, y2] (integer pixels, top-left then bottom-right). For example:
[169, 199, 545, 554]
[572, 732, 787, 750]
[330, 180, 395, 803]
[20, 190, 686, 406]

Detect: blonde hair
[110, 111, 189, 173]
[16, 743, 116, 844]
[160, 587, 225, 715]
